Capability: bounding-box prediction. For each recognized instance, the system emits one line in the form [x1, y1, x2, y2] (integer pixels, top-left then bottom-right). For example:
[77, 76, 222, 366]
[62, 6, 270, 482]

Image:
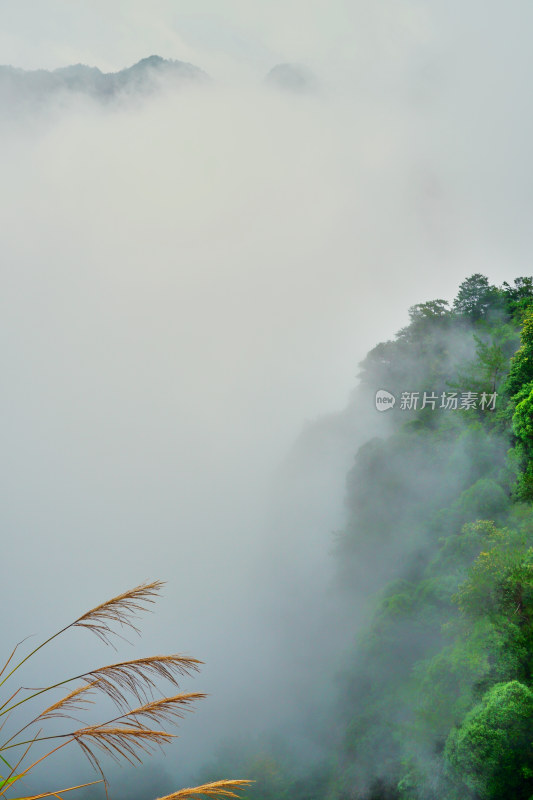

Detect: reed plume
[0, 581, 251, 800]
[73, 725, 175, 768]
[117, 693, 207, 726]
[156, 780, 254, 800]
[37, 683, 96, 722]
[82, 654, 203, 709]
[72, 581, 165, 645]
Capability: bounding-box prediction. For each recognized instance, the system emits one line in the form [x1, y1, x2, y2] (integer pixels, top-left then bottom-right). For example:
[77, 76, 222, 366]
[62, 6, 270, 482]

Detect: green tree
[453, 274, 498, 320]
[505, 309, 533, 396]
[455, 529, 533, 625]
[473, 334, 509, 392]
[502, 277, 533, 319]
[445, 681, 533, 799]
[512, 383, 533, 500]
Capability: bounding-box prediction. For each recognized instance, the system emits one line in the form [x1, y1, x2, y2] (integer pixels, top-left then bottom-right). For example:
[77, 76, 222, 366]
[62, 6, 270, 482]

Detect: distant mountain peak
[0, 56, 209, 110]
[265, 63, 318, 94]
[137, 55, 166, 67]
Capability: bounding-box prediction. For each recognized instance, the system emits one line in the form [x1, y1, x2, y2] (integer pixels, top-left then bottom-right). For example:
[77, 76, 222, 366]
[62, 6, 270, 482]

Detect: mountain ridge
[0, 55, 209, 107]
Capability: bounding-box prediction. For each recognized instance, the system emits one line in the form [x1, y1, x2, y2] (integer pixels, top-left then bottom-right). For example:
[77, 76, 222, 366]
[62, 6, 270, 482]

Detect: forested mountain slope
[331, 273, 533, 800]
[199, 274, 533, 800]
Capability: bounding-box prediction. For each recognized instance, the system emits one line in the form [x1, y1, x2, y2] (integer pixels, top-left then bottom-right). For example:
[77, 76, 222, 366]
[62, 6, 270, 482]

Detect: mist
[2, 2, 533, 795]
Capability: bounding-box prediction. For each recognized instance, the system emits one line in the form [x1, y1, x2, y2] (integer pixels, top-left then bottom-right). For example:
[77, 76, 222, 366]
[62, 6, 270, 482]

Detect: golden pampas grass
[156, 780, 254, 800]
[0, 581, 251, 800]
[82, 654, 203, 709]
[72, 581, 165, 644]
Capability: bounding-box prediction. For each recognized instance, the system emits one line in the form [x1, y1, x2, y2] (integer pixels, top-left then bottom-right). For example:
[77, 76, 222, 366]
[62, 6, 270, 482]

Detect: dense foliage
[200, 274, 533, 800]
[329, 274, 533, 800]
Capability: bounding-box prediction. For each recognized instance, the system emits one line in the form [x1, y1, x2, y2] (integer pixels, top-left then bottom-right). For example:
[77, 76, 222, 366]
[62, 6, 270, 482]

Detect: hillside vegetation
[200, 274, 533, 800]
[330, 274, 533, 800]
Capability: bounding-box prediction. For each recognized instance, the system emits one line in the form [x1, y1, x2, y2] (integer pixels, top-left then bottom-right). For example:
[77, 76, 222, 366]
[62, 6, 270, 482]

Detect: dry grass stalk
[118, 692, 207, 726]
[10, 780, 102, 800]
[72, 581, 165, 645]
[38, 684, 96, 722]
[156, 780, 254, 800]
[0, 645, 23, 681]
[82, 655, 203, 709]
[0, 582, 251, 800]
[73, 725, 174, 769]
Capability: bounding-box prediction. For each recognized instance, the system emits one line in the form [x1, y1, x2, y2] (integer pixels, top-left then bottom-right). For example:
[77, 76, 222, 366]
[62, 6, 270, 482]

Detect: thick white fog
[1, 0, 533, 792]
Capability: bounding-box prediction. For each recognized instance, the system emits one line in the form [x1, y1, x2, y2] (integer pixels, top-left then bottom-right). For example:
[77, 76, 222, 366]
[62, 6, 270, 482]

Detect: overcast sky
[0, 0, 428, 74]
